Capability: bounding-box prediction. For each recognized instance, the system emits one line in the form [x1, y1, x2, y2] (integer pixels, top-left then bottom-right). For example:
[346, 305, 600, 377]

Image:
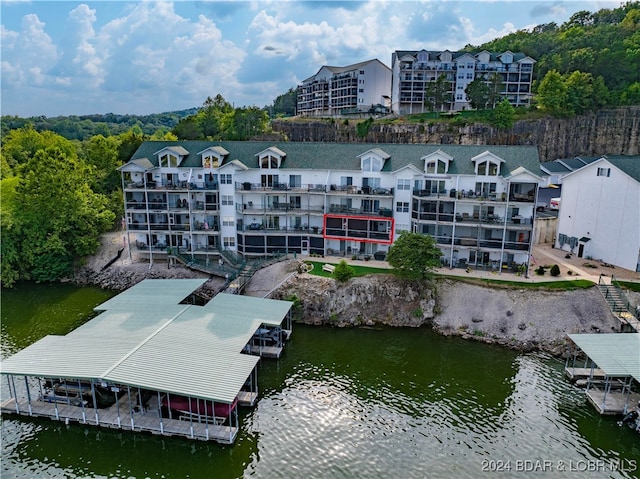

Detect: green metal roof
[127, 141, 543, 177]
[568, 333, 640, 381]
[1, 280, 293, 404]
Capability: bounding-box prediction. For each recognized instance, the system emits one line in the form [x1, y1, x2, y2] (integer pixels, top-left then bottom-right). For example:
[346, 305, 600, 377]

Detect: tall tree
[565, 71, 595, 115]
[386, 232, 442, 281]
[424, 74, 453, 112]
[537, 69, 569, 116]
[465, 78, 491, 109]
[5, 147, 115, 284]
[487, 73, 505, 109]
[491, 99, 516, 129]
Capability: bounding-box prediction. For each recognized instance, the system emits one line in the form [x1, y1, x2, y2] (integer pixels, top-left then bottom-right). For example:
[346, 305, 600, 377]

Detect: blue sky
[1, 1, 621, 117]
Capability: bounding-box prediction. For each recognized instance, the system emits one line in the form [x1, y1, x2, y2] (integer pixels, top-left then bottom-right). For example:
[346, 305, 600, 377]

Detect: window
[397, 179, 411, 190]
[362, 156, 382, 172]
[359, 70, 365, 74]
[426, 159, 447, 174]
[340, 176, 353, 186]
[359, 88, 364, 93]
[457, 94, 463, 100]
[223, 236, 235, 248]
[396, 202, 409, 213]
[160, 153, 179, 167]
[222, 216, 234, 226]
[466, 73, 473, 79]
[221, 195, 234, 206]
[220, 174, 232, 184]
[597, 167, 611, 177]
[362, 177, 381, 188]
[260, 155, 279, 169]
[477, 160, 498, 175]
[289, 174, 302, 188]
[261, 174, 279, 188]
[475, 182, 497, 197]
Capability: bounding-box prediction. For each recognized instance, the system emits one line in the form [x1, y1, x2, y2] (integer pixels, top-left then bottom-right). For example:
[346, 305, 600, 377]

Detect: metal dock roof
[1, 280, 293, 404]
[568, 333, 640, 381]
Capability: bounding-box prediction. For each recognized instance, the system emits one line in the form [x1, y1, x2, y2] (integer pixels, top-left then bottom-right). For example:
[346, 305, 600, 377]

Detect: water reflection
[2, 288, 638, 479]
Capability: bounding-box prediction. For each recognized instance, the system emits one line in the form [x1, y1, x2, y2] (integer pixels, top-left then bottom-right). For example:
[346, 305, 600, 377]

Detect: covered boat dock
[565, 333, 640, 415]
[0, 279, 292, 444]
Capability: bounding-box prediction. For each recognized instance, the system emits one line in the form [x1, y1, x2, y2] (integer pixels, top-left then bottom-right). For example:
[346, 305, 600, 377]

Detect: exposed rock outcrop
[272, 274, 436, 328]
[273, 106, 640, 161]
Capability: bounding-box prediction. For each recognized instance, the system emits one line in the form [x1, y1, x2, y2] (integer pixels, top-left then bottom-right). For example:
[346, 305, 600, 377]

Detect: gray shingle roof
[128, 141, 542, 177]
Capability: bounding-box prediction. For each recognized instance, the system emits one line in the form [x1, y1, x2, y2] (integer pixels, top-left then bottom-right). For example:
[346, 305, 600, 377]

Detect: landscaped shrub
[550, 264, 561, 276]
[535, 265, 546, 275]
[333, 260, 355, 282]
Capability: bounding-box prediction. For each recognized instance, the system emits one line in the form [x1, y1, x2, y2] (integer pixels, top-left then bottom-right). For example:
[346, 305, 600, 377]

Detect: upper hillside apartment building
[391, 50, 536, 114]
[297, 59, 391, 116]
[119, 142, 543, 273]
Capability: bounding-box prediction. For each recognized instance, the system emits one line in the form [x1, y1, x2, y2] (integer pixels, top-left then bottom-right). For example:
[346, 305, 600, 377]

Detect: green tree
[621, 81, 640, 104]
[424, 74, 453, 112]
[5, 147, 115, 284]
[270, 88, 297, 116]
[81, 135, 122, 195]
[565, 71, 595, 114]
[386, 232, 442, 280]
[465, 77, 491, 109]
[333, 260, 355, 282]
[486, 73, 505, 108]
[491, 99, 516, 129]
[537, 70, 569, 116]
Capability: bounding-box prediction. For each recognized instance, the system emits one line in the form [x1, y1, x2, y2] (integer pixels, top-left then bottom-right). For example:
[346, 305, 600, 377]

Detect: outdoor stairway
[597, 276, 640, 332]
[170, 249, 292, 295]
[597, 283, 629, 312]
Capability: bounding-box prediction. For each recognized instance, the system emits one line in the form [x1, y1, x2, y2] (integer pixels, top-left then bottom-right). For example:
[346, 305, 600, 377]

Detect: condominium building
[119, 142, 543, 273]
[391, 50, 536, 114]
[297, 59, 391, 117]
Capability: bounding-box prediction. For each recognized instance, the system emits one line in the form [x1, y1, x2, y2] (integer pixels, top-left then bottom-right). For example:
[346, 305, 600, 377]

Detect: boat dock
[0, 279, 293, 444]
[566, 333, 640, 416]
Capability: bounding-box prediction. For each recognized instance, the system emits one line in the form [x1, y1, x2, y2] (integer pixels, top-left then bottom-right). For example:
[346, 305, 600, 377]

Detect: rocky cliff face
[272, 274, 436, 328]
[273, 106, 639, 161]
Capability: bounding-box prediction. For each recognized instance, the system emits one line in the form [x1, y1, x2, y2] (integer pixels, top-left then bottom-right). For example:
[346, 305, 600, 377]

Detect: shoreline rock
[73, 234, 623, 358]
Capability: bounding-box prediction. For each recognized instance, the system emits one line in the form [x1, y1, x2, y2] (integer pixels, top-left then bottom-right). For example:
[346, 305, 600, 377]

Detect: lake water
[1, 283, 639, 478]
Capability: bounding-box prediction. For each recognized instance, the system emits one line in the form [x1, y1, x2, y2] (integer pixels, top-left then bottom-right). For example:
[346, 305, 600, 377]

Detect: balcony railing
[125, 181, 218, 191]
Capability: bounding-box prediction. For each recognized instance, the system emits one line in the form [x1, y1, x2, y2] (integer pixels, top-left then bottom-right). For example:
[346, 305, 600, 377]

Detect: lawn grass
[304, 261, 596, 290]
[435, 275, 595, 290]
[617, 280, 640, 292]
[304, 261, 391, 278]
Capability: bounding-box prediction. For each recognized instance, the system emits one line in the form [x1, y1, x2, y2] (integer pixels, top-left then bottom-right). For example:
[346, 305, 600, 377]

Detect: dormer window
[426, 159, 447, 174]
[422, 150, 452, 175]
[362, 156, 383, 172]
[154, 146, 189, 168]
[198, 146, 228, 169]
[261, 155, 279, 169]
[477, 160, 499, 175]
[159, 153, 179, 167]
[257, 146, 286, 169]
[472, 151, 504, 176]
[358, 148, 389, 172]
[202, 155, 219, 169]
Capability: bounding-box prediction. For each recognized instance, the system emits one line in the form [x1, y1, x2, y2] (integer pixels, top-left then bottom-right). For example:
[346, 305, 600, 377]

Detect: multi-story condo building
[391, 50, 536, 115]
[297, 59, 391, 117]
[119, 142, 543, 273]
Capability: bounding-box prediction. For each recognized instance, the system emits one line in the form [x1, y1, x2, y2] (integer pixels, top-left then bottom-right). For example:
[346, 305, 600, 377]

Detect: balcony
[328, 185, 394, 196]
[328, 205, 393, 217]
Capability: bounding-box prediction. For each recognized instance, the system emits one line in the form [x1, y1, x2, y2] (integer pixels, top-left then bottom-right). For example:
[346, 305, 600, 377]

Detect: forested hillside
[0, 108, 197, 141]
[471, 1, 640, 110]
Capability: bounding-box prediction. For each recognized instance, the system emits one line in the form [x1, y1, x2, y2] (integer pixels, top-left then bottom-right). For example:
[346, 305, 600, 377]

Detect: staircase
[170, 249, 292, 294]
[598, 275, 639, 332]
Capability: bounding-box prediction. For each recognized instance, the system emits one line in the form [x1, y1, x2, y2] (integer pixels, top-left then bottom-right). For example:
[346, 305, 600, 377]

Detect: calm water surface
[1, 283, 638, 478]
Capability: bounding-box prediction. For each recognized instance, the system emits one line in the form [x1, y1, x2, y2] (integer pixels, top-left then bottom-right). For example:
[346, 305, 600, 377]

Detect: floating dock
[0, 279, 292, 444]
[565, 333, 640, 416]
